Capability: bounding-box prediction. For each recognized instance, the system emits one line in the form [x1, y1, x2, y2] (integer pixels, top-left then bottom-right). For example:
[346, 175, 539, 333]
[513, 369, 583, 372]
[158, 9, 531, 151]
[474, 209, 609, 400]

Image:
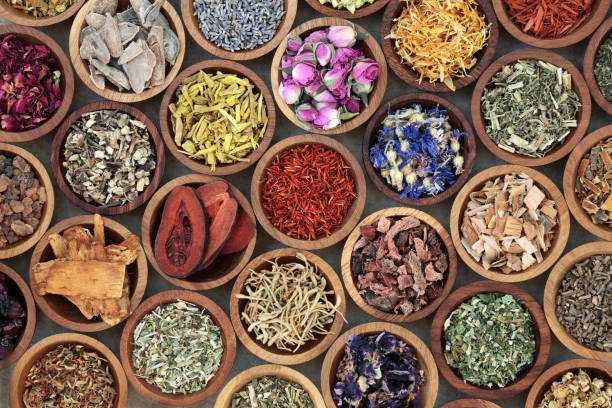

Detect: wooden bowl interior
[304, 0, 390, 19]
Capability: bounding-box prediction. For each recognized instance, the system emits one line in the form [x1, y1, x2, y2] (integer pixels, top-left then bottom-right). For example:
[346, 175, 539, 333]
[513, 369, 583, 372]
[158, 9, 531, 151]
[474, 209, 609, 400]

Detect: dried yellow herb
[539, 370, 612, 408]
[7, 0, 73, 16]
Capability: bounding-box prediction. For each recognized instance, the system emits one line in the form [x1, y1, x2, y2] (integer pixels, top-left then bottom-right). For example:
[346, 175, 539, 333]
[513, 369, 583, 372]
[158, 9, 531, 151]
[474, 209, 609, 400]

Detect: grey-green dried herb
[538, 369, 612, 408]
[132, 299, 223, 394]
[443, 292, 536, 388]
[481, 59, 581, 158]
[231, 376, 314, 408]
[595, 33, 612, 102]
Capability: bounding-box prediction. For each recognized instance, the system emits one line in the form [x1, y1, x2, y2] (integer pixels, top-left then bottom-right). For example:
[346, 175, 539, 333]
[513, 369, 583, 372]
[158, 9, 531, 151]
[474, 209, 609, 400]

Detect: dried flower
[539, 370, 612, 408]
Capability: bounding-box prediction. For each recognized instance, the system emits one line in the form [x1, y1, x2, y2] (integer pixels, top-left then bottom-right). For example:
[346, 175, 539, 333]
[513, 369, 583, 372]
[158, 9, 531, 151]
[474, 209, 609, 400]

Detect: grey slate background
[1, 2, 611, 407]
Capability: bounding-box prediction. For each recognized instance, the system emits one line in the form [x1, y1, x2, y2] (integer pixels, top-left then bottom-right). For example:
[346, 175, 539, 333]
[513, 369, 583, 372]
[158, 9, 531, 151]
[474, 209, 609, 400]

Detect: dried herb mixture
[231, 376, 314, 408]
[6, 0, 73, 16]
[538, 370, 612, 408]
[0, 272, 25, 360]
[595, 33, 612, 102]
[576, 136, 612, 225]
[318, 0, 374, 13]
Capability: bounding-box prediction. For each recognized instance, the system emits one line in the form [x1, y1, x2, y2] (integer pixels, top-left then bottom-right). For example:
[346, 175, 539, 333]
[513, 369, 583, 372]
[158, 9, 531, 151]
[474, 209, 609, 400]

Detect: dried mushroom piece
[576, 136, 612, 226]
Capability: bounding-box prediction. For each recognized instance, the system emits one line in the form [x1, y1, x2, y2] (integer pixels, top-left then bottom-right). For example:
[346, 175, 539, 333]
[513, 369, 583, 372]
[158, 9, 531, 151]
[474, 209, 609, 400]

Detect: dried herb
[318, 0, 375, 13]
[481, 59, 580, 158]
[575, 136, 612, 225]
[595, 33, 612, 101]
[504, 0, 593, 38]
[23, 344, 117, 408]
[443, 293, 536, 388]
[351, 215, 447, 315]
[539, 370, 612, 408]
[0, 273, 25, 360]
[6, 0, 74, 16]
[231, 376, 314, 408]
[132, 300, 223, 394]
[556, 254, 612, 352]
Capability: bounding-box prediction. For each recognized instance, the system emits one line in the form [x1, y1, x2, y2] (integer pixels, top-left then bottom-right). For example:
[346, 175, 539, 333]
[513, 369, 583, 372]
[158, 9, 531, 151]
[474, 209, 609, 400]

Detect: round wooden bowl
[321, 322, 439, 408]
[471, 49, 591, 167]
[9, 333, 128, 408]
[440, 400, 502, 408]
[29, 214, 148, 332]
[50, 101, 166, 215]
[544, 242, 612, 361]
[270, 17, 388, 135]
[0, 0, 85, 26]
[181, 0, 297, 60]
[380, 0, 499, 92]
[141, 174, 256, 290]
[251, 134, 367, 250]
[563, 125, 612, 241]
[0, 25, 74, 143]
[304, 0, 389, 19]
[362, 93, 477, 206]
[0, 263, 36, 371]
[68, 0, 185, 103]
[525, 359, 612, 408]
[0, 143, 55, 259]
[492, 0, 611, 49]
[230, 248, 346, 365]
[214, 364, 326, 408]
[430, 280, 551, 400]
[120, 289, 236, 406]
[584, 17, 612, 117]
[450, 165, 570, 282]
[341, 207, 457, 323]
[159, 60, 276, 175]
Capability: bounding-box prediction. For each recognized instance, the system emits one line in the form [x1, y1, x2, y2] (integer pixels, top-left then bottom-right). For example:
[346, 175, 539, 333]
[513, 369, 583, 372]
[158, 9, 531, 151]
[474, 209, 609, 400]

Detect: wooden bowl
[492, 0, 611, 49]
[304, 0, 389, 19]
[251, 134, 366, 250]
[181, 0, 297, 60]
[450, 165, 570, 282]
[29, 214, 148, 332]
[563, 125, 612, 241]
[230, 248, 346, 365]
[544, 242, 612, 361]
[471, 49, 591, 167]
[430, 280, 551, 400]
[380, 0, 499, 92]
[584, 17, 612, 117]
[50, 101, 166, 215]
[159, 60, 276, 175]
[321, 322, 439, 408]
[0, 25, 74, 143]
[440, 400, 502, 408]
[141, 174, 256, 290]
[362, 93, 477, 206]
[0, 0, 85, 26]
[68, 0, 185, 103]
[0, 263, 36, 371]
[341, 207, 457, 323]
[0, 143, 55, 259]
[270, 17, 388, 135]
[9, 333, 128, 408]
[120, 289, 236, 406]
[214, 364, 325, 408]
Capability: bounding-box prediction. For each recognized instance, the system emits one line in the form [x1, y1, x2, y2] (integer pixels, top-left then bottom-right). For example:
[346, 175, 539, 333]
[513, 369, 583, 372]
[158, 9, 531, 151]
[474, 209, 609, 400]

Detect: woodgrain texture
[182, 0, 297, 60]
[0, 25, 74, 143]
[214, 364, 325, 408]
[68, 0, 185, 103]
[29, 215, 148, 332]
[159, 60, 276, 175]
[9, 333, 128, 408]
[340, 207, 457, 323]
[362, 93, 476, 206]
[380, 0, 499, 92]
[304, 0, 389, 19]
[270, 17, 388, 135]
[0, 263, 36, 371]
[544, 242, 612, 361]
[321, 322, 439, 408]
[250, 134, 366, 250]
[229, 248, 346, 365]
[440, 400, 502, 408]
[471, 49, 591, 167]
[584, 16, 612, 116]
[450, 165, 570, 282]
[119, 290, 236, 406]
[0, 0, 85, 26]
[430, 280, 551, 400]
[563, 125, 612, 241]
[0, 143, 55, 259]
[50, 101, 166, 215]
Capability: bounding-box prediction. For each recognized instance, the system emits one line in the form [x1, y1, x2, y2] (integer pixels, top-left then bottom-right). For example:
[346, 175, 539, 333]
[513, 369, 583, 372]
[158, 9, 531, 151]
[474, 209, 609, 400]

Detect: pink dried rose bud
[314, 43, 334, 66]
[293, 51, 317, 66]
[286, 35, 303, 53]
[345, 98, 360, 113]
[323, 66, 348, 91]
[314, 101, 338, 111]
[313, 106, 341, 130]
[304, 76, 323, 96]
[326, 26, 357, 48]
[279, 79, 302, 105]
[352, 81, 374, 95]
[332, 47, 364, 66]
[352, 59, 380, 84]
[313, 89, 337, 104]
[292, 63, 318, 87]
[304, 29, 328, 44]
[280, 54, 295, 79]
[295, 103, 318, 122]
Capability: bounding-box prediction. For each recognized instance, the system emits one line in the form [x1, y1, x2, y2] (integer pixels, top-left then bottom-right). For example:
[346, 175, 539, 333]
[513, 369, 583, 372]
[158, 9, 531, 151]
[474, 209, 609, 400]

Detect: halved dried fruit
[219, 209, 253, 255]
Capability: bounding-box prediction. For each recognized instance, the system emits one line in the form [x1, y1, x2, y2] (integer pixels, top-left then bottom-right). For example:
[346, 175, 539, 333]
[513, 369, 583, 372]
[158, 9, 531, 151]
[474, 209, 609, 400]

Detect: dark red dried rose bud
[6, 297, 23, 319]
[1, 318, 22, 338]
[0, 335, 14, 359]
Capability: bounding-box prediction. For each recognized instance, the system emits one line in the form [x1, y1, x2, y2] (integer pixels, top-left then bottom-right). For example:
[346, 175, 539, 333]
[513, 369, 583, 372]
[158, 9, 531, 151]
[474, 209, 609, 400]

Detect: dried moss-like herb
[595, 33, 612, 102]
[231, 376, 314, 408]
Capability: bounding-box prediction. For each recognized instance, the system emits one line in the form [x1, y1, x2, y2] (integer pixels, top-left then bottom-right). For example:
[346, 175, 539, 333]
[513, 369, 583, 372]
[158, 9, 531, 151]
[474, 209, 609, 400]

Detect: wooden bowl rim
[159, 59, 276, 175]
[450, 164, 570, 282]
[270, 16, 388, 135]
[250, 134, 367, 250]
[141, 173, 257, 290]
[584, 16, 612, 116]
[0, 25, 75, 143]
[470, 48, 591, 167]
[430, 280, 551, 400]
[362, 93, 477, 206]
[0, 0, 85, 26]
[440, 399, 502, 408]
[29, 214, 148, 332]
[119, 289, 236, 406]
[9, 332, 128, 408]
[303, 0, 390, 19]
[50, 100, 166, 215]
[340, 207, 457, 323]
[229, 247, 346, 365]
